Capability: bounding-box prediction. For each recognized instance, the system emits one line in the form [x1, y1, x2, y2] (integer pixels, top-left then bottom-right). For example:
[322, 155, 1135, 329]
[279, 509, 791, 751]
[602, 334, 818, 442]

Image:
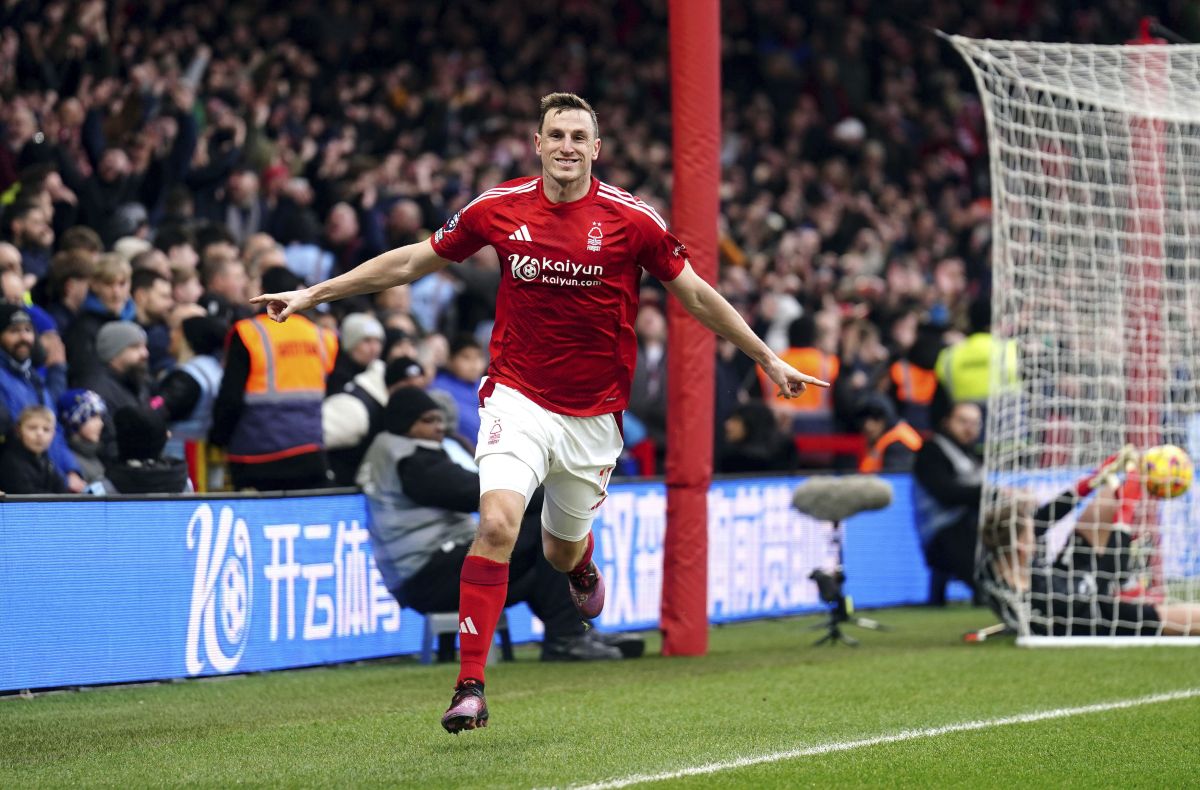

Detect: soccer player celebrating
[252, 93, 829, 733]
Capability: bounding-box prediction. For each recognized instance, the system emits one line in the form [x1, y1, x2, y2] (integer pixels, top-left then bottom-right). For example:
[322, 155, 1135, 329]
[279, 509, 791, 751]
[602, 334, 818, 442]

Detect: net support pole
[1128, 20, 1169, 595]
[662, 0, 718, 656]
[1126, 19, 1168, 451]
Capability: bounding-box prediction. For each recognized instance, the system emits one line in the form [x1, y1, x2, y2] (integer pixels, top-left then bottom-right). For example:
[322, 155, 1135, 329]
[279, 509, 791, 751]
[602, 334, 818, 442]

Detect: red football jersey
[430, 176, 686, 417]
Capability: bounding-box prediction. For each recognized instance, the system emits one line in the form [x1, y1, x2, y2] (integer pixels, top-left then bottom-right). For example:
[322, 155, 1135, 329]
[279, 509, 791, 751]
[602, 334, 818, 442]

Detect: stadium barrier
[0, 474, 969, 692]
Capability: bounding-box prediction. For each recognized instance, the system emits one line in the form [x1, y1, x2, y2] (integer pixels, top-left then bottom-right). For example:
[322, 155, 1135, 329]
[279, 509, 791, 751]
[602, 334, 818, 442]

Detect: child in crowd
[57, 389, 108, 485]
[0, 405, 68, 494]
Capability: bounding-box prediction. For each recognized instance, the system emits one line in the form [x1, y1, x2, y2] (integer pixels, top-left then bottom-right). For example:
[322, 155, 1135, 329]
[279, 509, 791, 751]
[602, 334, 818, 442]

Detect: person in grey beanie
[77, 320, 152, 464]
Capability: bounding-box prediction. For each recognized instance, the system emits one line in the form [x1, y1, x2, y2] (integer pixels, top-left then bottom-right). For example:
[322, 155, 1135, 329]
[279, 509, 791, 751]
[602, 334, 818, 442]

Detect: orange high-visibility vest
[758, 347, 839, 411]
[859, 421, 924, 473]
[226, 314, 337, 463]
[890, 360, 938, 405]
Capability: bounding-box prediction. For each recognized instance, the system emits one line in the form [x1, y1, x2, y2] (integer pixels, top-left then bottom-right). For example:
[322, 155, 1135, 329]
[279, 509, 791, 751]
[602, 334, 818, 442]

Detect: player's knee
[540, 499, 593, 571]
[476, 509, 520, 554]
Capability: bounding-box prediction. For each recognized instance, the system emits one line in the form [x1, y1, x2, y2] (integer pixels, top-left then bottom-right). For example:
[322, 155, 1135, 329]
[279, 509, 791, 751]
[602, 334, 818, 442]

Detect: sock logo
[459, 616, 479, 635]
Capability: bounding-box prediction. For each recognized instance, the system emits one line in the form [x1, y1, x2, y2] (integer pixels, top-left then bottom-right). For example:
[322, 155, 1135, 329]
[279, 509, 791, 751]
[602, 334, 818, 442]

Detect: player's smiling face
[535, 109, 600, 184]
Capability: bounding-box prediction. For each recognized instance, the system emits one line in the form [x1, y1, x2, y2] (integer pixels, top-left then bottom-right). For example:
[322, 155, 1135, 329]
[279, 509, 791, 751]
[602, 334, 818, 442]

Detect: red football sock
[457, 555, 509, 686]
[569, 532, 595, 576]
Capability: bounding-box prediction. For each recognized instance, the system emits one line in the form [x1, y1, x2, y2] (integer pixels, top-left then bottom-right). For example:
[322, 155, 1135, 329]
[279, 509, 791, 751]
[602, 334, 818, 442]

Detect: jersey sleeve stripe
[461, 179, 541, 214]
[596, 185, 668, 231]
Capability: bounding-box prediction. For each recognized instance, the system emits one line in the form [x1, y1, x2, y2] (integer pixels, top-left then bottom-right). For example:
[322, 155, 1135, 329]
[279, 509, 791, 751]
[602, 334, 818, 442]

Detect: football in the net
[1141, 444, 1194, 498]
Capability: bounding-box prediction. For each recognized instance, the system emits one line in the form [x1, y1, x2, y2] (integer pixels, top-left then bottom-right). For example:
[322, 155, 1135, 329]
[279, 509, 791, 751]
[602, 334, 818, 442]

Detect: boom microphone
[792, 475, 894, 522]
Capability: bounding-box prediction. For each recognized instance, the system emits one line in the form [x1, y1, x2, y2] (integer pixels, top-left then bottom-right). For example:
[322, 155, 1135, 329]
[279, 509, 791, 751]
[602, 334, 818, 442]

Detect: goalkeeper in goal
[980, 448, 1200, 637]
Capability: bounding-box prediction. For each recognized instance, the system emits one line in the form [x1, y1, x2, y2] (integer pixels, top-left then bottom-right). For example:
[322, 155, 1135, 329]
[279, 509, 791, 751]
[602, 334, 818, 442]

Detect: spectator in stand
[158, 308, 226, 462]
[79, 320, 152, 464]
[56, 226, 104, 261]
[757, 312, 841, 433]
[834, 317, 892, 432]
[129, 247, 172, 280]
[936, 298, 1017, 413]
[430, 333, 486, 446]
[323, 201, 374, 279]
[0, 105, 37, 192]
[0, 244, 60, 343]
[209, 267, 336, 491]
[913, 394, 984, 605]
[887, 308, 942, 433]
[113, 236, 152, 267]
[65, 253, 134, 387]
[717, 400, 799, 474]
[100, 406, 192, 494]
[42, 249, 97, 335]
[70, 145, 147, 248]
[130, 269, 175, 375]
[358, 387, 632, 662]
[154, 225, 200, 276]
[171, 266, 204, 308]
[856, 392, 923, 474]
[0, 405, 67, 495]
[198, 249, 251, 324]
[15, 166, 79, 252]
[628, 304, 668, 453]
[384, 199, 426, 249]
[57, 388, 108, 487]
[0, 304, 84, 490]
[324, 354, 427, 487]
[244, 240, 288, 301]
[213, 168, 266, 248]
[328, 312, 385, 396]
[384, 326, 422, 363]
[6, 201, 55, 284]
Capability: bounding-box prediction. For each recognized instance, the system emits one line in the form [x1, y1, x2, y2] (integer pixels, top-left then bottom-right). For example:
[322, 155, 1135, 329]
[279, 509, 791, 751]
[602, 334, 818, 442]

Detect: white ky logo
[186, 504, 253, 675]
[512, 255, 540, 282]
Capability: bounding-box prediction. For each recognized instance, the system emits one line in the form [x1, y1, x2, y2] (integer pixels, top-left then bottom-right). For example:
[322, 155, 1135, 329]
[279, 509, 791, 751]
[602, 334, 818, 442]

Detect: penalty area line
[560, 688, 1200, 790]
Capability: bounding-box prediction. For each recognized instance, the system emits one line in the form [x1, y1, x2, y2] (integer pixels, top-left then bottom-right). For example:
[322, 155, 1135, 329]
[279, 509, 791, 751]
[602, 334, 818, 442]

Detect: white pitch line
[561, 688, 1200, 790]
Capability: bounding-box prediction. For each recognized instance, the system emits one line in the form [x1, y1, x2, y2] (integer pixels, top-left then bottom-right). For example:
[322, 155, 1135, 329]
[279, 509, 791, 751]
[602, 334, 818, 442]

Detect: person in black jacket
[0, 405, 68, 494]
[101, 406, 191, 494]
[717, 400, 799, 474]
[358, 387, 639, 662]
[912, 395, 983, 603]
[77, 320, 151, 464]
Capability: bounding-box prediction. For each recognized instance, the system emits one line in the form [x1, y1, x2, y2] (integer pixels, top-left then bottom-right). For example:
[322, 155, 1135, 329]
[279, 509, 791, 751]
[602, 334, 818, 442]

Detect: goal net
[950, 35, 1200, 644]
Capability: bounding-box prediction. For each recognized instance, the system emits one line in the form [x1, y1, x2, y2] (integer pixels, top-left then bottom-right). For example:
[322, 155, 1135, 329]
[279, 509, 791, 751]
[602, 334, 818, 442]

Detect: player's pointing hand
[766, 357, 830, 399]
[249, 287, 315, 323]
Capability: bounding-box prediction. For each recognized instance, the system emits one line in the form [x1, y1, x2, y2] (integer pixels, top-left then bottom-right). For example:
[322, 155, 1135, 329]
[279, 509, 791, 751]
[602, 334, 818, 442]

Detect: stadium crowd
[0, 0, 1191, 495]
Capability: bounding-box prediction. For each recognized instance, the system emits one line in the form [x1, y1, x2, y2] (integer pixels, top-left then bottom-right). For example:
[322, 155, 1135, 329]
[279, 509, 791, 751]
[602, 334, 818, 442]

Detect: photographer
[912, 395, 983, 603]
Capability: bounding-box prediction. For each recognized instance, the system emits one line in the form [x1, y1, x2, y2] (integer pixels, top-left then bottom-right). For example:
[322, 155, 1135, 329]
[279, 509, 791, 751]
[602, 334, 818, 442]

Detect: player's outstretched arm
[663, 262, 829, 398]
[250, 238, 451, 322]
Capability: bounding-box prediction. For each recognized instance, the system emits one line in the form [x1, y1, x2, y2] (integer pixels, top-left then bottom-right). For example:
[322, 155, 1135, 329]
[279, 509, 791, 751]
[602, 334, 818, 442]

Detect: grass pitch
[3, 606, 1198, 788]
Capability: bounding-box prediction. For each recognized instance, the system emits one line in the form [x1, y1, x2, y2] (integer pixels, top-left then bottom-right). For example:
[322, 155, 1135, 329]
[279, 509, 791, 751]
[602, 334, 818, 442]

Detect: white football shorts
[476, 381, 622, 542]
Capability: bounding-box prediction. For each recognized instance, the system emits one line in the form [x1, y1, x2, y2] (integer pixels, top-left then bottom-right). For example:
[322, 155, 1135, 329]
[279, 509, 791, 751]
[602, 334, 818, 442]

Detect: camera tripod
[809, 519, 888, 646]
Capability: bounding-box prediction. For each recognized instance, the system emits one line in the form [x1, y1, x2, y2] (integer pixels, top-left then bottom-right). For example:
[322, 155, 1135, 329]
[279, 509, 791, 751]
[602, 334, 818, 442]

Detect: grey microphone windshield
[792, 475, 894, 522]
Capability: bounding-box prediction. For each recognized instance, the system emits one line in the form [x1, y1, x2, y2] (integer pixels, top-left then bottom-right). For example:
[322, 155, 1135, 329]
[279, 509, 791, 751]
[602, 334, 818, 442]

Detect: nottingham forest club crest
[587, 222, 603, 252]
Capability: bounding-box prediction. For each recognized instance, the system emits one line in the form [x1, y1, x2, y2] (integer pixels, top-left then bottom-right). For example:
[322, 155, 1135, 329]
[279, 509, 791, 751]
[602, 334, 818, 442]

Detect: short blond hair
[17, 404, 55, 428]
[93, 253, 132, 285]
[980, 494, 1035, 551]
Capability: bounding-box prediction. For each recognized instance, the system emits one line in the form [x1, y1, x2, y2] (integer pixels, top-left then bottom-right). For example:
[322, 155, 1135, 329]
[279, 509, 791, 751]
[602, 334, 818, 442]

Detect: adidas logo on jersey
[507, 224, 532, 242]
